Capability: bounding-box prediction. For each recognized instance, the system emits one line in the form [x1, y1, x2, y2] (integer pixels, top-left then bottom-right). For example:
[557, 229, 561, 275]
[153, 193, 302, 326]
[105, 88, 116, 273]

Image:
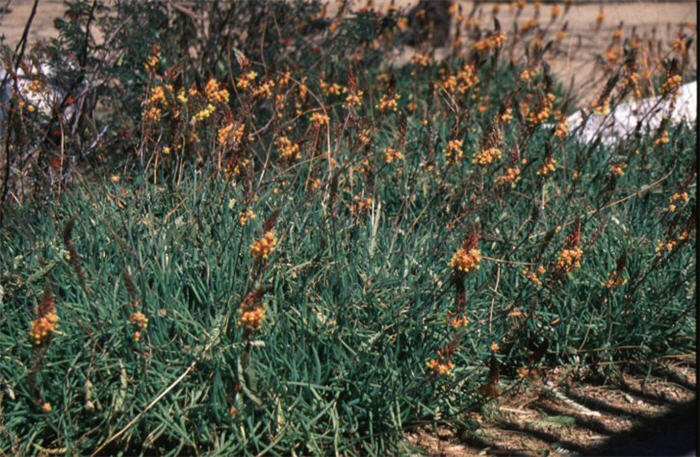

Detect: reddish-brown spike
[462, 229, 480, 251]
[565, 218, 581, 248]
[262, 210, 280, 232]
[37, 287, 55, 318]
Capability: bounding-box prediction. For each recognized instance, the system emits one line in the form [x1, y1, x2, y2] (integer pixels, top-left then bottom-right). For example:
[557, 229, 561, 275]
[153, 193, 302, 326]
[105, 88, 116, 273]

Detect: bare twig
[0, 0, 40, 230]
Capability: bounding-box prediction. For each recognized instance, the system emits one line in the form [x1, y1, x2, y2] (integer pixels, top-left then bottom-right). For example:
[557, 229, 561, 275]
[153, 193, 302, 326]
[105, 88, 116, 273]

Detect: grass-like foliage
[0, 1, 696, 455]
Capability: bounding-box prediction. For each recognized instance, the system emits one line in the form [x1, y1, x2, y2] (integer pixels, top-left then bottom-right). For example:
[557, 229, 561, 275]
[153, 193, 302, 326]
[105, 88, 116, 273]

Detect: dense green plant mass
[0, 0, 696, 455]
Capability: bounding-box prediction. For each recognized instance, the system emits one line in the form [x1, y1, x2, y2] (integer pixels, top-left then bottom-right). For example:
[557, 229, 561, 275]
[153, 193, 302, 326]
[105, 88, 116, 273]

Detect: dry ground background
[1, 0, 697, 106]
[1, 1, 697, 456]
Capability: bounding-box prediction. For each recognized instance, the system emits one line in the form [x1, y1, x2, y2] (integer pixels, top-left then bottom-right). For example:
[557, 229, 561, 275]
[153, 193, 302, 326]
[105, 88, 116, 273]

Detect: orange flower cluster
[656, 239, 676, 253]
[147, 86, 167, 105]
[537, 156, 556, 176]
[144, 48, 161, 72]
[495, 166, 521, 187]
[672, 36, 689, 57]
[192, 103, 216, 123]
[528, 93, 555, 126]
[591, 98, 610, 116]
[310, 111, 330, 127]
[520, 68, 536, 82]
[553, 119, 569, 138]
[668, 191, 689, 211]
[472, 30, 506, 52]
[383, 146, 403, 164]
[225, 157, 250, 179]
[239, 306, 265, 330]
[277, 70, 291, 88]
[655, 231, 690, 254]
[204, 78, 230, 104]
[655, 130, 670, 145]
[596, 9, 605, 27]
[30, 309, 58, 345]
[218, 122, 246, 147]
[251, 230, 278, 260]
[604, 47, 620, 67]
[610, 162, 627, 176]
[523, 265, 546, 286]
[350, 196, 373, 215]
[440, 64, 479, 94]
[550, 4, 561, 20]
[236, 71, 258, 90]
[238, 289, 267, 331]
[320, 80, 346, 96]
[343, 90, 364, 108]
[602, 271, 627, 288]
[446, 313, 468, 329]
[238, 209, 256, 226]
[143, 85, 170, 122]
[411, 53, 431, 67]
[376, 92, 400, 112]
[520, 18, 539, 34]
[555, 247, 583, 274]
[660, 74, 682, 95]
[276, 135, 301, 160]
[128, 311, 149, 342]
[426, 358, 455, 376]
[251, 79, 275, 99]
[444, 139, 464, 164]
[500, 107, 513, 123]
[449, 246, 481, 273]
[473, 147, 502, 166]
[555, 27, 566, 42]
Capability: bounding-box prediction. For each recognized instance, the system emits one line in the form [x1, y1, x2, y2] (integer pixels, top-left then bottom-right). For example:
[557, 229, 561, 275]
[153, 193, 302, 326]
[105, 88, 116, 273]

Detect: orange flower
[376, 92, 400, 112]
[660, 74, 682, 96]
[383, 146, 403, 164]
[444, 139, 464, 164]
[251, 230, 278, 260]
[426, 358, 455, 376]
[449, 247, 481, 273]
[30, 310, 58, 345]
[239, 305, 265, 330]
[494, 166, 521, 187]
[537, 156, 556, 176]
[30, 291, 58, 346]
[276, 135, 301, 160]
[309, 111, 330, 127]
[447, 315, 468, 329]
[473, 147, 502, 166]
[128, 311, 149, 341]
[555, 247, 583, 274]
[610, 162, 626, 176]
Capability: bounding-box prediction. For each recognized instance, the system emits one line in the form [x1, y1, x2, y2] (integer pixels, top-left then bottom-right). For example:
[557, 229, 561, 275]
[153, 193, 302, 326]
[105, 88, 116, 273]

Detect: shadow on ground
[405, 358, 697, 457]
[579, 399, 697, 457]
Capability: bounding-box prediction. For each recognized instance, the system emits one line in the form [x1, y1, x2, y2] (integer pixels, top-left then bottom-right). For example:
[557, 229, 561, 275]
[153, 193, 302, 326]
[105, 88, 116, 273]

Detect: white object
[565, 81, 697, 146]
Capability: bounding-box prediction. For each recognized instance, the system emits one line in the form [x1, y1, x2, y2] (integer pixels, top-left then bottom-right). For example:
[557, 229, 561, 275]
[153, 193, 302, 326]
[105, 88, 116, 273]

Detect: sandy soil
[0, 0, 65, 48]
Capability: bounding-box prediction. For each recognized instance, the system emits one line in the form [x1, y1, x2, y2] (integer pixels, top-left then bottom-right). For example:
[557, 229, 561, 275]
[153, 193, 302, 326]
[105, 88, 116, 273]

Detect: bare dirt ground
[0, 0, 65, 47]
[404, 355, 697, 456]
